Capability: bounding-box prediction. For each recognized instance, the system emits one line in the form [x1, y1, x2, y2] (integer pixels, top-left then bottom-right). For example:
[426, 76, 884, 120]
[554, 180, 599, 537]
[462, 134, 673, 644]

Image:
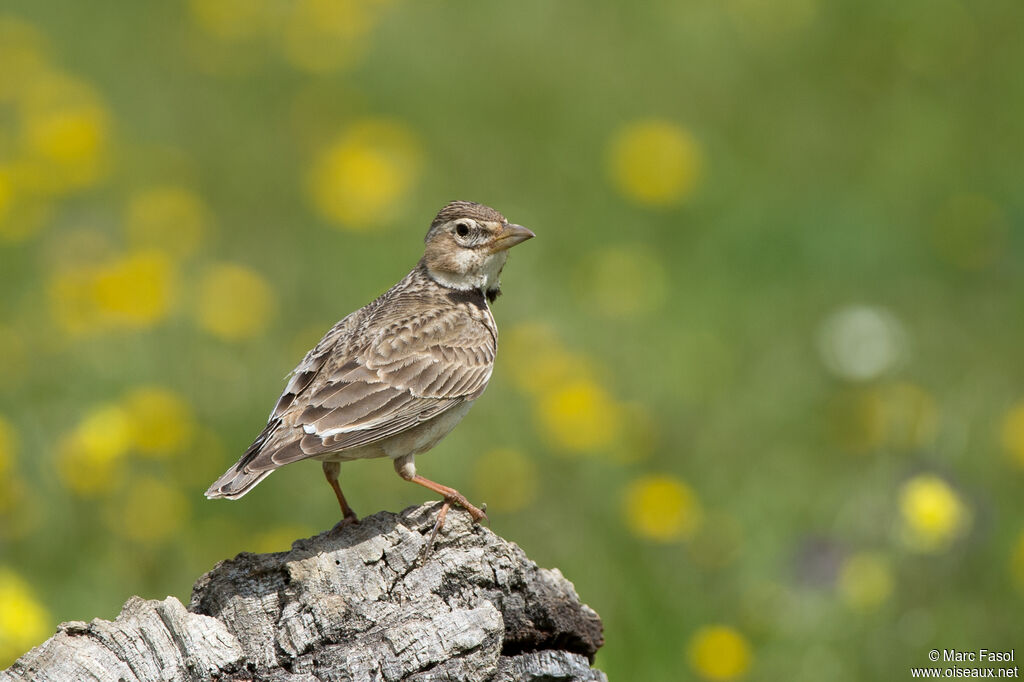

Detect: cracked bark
[1, 503, 606, 682]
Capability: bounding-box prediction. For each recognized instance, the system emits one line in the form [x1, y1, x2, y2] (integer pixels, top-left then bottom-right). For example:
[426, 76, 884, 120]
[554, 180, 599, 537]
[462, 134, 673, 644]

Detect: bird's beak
[493, 223, 535, 251]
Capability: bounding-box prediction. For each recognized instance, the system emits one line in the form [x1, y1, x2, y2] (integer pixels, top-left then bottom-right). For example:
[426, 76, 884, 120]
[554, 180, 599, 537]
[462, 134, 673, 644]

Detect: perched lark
[205, 201, 534, 529]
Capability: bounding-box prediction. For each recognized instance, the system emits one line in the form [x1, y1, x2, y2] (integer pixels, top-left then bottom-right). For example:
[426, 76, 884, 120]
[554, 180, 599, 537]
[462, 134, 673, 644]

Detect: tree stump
[1, 503, 606, 681]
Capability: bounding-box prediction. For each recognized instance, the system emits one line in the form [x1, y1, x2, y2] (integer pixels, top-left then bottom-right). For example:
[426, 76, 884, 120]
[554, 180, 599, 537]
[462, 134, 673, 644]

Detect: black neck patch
[445, 287, 489, 309]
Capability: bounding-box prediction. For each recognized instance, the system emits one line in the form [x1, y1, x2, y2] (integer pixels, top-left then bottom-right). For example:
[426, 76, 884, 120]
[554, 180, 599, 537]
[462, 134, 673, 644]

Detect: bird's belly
[316, 401, 474, 463]
[382, 401, 474, 459]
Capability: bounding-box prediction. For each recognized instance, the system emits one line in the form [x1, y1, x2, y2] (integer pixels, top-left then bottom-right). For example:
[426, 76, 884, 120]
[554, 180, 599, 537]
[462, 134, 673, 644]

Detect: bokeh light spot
[623, 474, 702, 542]
[536, 378, 623, 454]
[608, 119, 701, 206]
[57, 403, 132, 496]
[817, 305, 906, 382]
[123, 386, 196, 457]
[898, 474, 971, 553]
[837, 552, 893, 612]
[472, 448, 538, 513]
[687, 625, 753, 681]
[195, 262, 277, 341]
[92, 250, 177, 327]
[307, 119, 421, 230]
[0, 567, 51, 668]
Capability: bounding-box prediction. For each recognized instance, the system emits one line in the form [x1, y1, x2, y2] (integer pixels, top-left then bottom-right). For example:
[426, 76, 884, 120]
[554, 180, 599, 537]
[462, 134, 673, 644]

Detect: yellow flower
[107, 476, 190, 544]
[536, 378, 623, 454]
[623, 474, 702, 542]
[572, 245, 668, 318]
[125, 186, 210, 258]
[687, 625, 753, 681]
[0, 416, 15, 477]
[122, 386, 196, 457]
[280, 0, 376, 73]
[307, 119, 421, 229]
[502, 324, 595, 396]
[472, 448, 538, 513]
[899, 475, 971, 553]
[20, 72, 110, 192]
[1012, 530, 1024, 595]
[195, 262, 276, 341]
[608, 119, 701, 206]
[0, 567, 51, 667]
[92, 250, 177, 327]
[57, 404, 133, 496]
[837, 552, 893, 612]
[1000, 402, 1024, 469]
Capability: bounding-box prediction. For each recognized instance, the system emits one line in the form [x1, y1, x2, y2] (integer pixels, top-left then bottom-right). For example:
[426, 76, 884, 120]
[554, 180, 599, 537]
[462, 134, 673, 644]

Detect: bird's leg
[393, 456, 488, 526]
[322, 461, 359, 527]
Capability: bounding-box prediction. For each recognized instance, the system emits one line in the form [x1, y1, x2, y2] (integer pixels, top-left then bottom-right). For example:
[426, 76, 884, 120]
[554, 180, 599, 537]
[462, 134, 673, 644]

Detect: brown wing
[249, 304, 496, 470]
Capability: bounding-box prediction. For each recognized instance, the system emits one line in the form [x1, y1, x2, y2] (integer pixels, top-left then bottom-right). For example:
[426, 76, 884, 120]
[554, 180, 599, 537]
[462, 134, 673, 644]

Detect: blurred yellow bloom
[472, 448, 538, 513]
[252, 524, 315, 554]
[92, 250, 177, 327]
[572, 245, 668, 318]
[307, 119, 421, 229]
[608, 119, 701, 206]
[108, 476, 190, 544]
[20, 72, 110, 192]
[57, 403, 132, 496]
[898, 475, 971, 553]
[187, 0, 272, 41]
[999, 402, 1024, 469]
[623, 474, 702, 542]
[195, 262, 277, 341]
[536, 378, 623, 454]
[1012, 530, 1024, 595]
[125, 186, 210, 258]
[122, 386, 196, 457]
[0, 169, 12, 223]
[0, 416, 15, 477]
[280, 0, 376, 73]
[0, 567, 51, 668]
[687, 625, 752, 681]
[837, 552, 893, 612]
[931, 193, 1007, 271]
[503, 324, 595, 396]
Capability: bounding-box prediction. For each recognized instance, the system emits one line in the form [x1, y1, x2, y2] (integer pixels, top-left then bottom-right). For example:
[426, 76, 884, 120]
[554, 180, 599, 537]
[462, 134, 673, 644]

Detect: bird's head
[421, 201, 534, 298]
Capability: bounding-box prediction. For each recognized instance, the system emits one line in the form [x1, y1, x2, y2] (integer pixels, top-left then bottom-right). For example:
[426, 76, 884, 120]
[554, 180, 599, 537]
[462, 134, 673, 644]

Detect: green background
[1, 1, 1022, 680]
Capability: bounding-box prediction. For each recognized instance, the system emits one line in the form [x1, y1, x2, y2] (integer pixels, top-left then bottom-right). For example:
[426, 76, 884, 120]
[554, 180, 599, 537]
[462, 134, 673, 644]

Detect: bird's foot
[330, 510, 360, 532]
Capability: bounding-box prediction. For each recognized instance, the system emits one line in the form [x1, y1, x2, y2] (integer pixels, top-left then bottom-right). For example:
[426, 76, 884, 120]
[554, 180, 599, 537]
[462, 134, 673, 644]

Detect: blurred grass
[1, 0, 1023, 680]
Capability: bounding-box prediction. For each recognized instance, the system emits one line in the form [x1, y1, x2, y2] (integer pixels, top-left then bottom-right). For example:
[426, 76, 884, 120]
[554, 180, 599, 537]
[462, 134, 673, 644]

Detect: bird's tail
[204, 422, 278, 500]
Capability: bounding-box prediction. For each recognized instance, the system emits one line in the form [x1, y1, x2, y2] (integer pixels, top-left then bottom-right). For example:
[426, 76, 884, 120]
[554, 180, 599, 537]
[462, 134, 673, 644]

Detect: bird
[205, 201, 534, 532]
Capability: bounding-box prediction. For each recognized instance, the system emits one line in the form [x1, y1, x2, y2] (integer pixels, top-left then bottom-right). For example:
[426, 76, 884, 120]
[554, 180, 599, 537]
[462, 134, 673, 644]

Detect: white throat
[427, 250, 507, 294]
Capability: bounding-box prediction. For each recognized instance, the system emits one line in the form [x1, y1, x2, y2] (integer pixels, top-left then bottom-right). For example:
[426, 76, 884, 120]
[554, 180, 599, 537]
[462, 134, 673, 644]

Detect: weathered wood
[2, 503, 606, 681]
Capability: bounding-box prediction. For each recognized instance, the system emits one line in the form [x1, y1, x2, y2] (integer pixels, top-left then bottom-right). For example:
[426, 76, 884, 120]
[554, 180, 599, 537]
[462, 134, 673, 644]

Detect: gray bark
[2, 504, 606, 681]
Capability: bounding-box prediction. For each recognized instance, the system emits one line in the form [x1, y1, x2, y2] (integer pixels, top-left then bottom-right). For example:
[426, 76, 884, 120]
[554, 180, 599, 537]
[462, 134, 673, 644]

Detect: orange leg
[405, 474, 488, 523]
[322, 461, 359, 526]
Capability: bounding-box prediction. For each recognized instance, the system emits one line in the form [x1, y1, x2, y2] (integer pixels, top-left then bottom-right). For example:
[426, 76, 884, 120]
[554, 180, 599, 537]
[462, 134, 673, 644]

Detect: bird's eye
[455, 222, 471, 237]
